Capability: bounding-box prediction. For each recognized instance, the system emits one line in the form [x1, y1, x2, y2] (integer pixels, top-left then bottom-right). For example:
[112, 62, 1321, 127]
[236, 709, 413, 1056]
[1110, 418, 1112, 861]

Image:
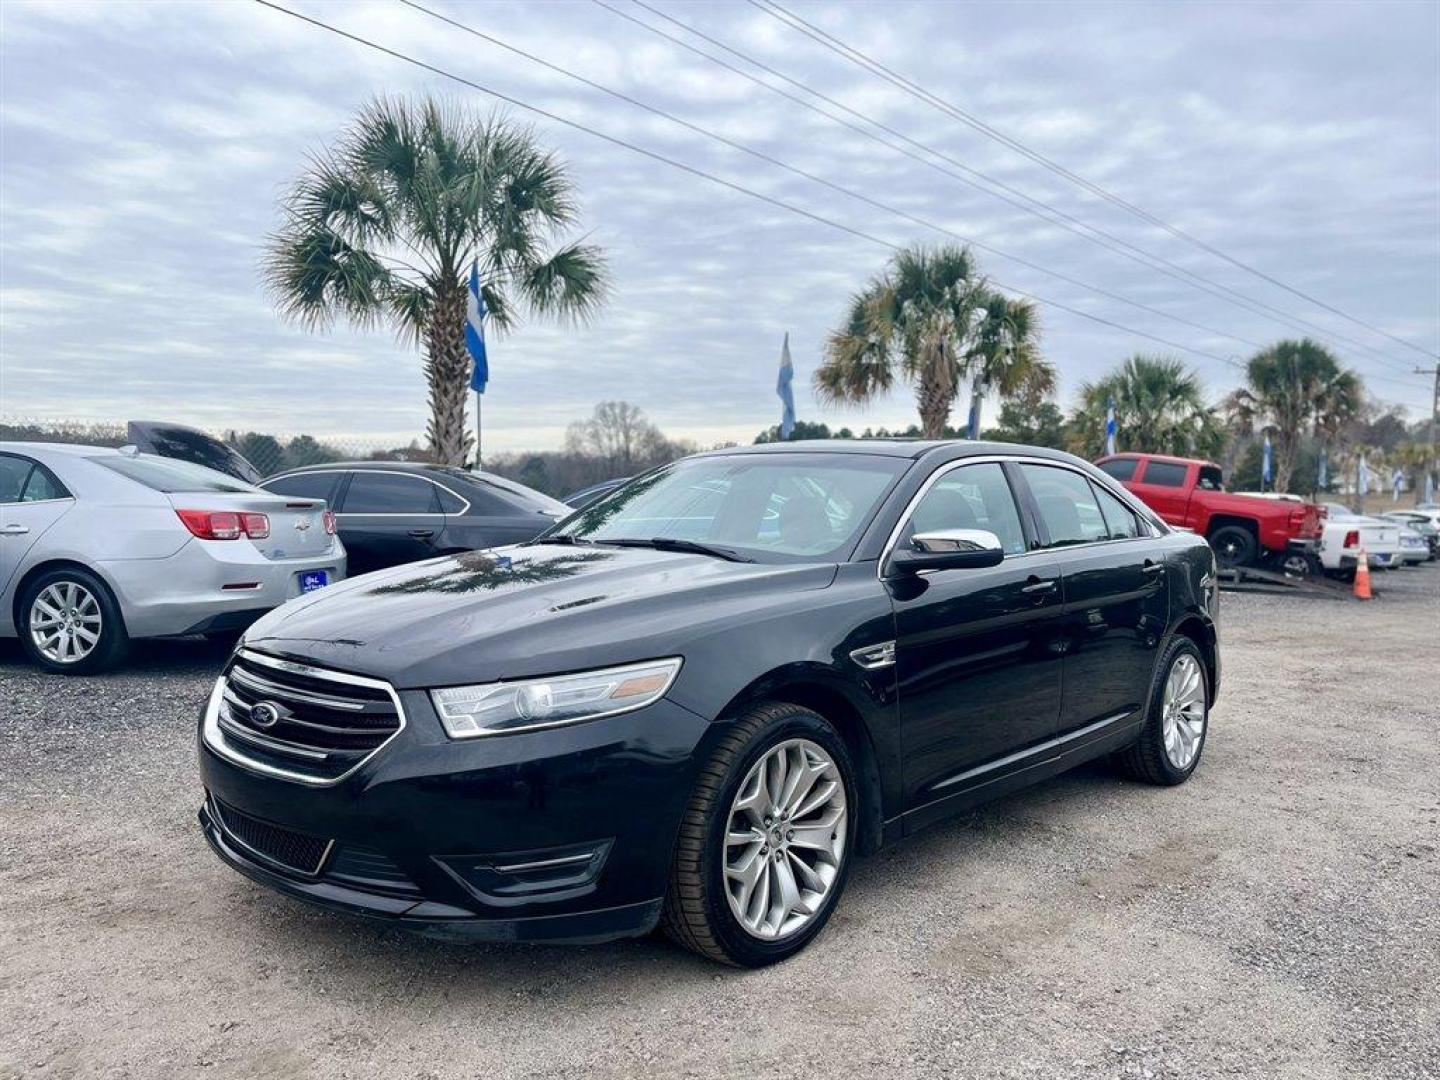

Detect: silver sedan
[0, 443, 346, 674]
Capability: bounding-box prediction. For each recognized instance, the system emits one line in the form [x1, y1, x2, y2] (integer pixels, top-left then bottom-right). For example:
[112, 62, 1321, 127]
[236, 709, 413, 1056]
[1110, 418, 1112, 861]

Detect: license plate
[299, 570, 330, 593]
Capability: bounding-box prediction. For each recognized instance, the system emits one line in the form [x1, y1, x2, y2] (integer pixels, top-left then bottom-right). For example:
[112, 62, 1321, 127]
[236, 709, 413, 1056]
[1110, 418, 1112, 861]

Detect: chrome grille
[210, 649, 404, 784]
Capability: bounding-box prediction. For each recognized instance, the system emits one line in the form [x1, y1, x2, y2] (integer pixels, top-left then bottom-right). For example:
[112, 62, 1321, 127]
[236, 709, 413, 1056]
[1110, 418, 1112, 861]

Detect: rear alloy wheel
[1116, 637, 1209, 785]
[662, 701, 856, 967]
[1209, 525, 1257, 569]
[18, 568, 128, 675]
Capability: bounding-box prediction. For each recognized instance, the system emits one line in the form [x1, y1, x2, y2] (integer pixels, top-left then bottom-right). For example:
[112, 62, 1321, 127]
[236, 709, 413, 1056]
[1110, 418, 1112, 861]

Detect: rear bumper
[103, 538, 346, 638]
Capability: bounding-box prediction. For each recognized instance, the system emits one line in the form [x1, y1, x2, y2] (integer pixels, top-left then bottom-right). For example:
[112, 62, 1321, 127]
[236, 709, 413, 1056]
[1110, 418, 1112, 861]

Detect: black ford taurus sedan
[198, 440, 1219, 967]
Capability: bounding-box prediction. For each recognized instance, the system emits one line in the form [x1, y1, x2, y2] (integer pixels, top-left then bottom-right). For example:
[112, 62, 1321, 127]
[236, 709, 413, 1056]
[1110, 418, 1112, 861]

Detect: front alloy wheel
[663, 702, 857, 966]
[724, 738, 848, 941]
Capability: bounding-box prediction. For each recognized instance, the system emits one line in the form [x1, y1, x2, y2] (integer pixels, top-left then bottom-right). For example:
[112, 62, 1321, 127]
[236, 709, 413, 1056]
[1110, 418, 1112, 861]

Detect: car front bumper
[105, 537, 346, 638]
[196, 681, 712, 944]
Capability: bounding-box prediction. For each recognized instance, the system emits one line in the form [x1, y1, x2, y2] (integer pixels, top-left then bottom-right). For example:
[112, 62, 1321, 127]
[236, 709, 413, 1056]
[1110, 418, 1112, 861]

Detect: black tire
[662, 701, 857, 967]
[1115, 636, 1209, 786]
[1209, 525, 1257, 569]
[16, 567, 129, 675]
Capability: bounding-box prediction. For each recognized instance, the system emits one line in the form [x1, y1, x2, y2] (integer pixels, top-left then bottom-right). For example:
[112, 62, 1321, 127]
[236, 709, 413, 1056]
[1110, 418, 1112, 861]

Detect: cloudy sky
[2, 0, 1437, 453]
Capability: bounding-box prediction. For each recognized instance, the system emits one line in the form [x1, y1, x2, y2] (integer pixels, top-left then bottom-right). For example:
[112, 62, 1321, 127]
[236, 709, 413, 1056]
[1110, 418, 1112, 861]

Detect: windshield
[549, 453, 906, 562]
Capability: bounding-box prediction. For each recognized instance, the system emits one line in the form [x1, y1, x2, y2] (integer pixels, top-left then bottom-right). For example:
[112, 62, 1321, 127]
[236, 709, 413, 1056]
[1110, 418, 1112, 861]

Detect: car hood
[241, 544, 839, 688]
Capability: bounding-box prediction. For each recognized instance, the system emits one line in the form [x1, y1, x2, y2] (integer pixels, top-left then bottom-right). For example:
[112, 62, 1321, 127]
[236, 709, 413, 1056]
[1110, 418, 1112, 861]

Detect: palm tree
[1225, 339, 1362, 494]
[1071, 355, 1224, 459]
[265, 98, 608, 465]
[815, 245, 1049, 438]
[964, 293, 1054, 433]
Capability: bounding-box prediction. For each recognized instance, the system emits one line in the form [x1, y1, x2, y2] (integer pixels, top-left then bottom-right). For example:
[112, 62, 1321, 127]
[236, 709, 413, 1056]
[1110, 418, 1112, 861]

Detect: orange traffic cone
[1353, 547, 1373, 600]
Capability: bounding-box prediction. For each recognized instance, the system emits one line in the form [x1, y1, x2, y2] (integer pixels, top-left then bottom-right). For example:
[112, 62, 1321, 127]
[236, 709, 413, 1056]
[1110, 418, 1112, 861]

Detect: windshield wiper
[600, 537, 754, 563]
[525, 534, 592, 546]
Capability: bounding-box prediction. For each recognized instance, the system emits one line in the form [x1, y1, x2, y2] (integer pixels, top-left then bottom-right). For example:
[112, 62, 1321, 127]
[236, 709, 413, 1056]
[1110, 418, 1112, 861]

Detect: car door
[433, 480, 556, 552]
[0, 453, 76, 595]
[1014, 463, 1169, 737]
[887, 460, 1067, 817]
[333, 471, 446, 575]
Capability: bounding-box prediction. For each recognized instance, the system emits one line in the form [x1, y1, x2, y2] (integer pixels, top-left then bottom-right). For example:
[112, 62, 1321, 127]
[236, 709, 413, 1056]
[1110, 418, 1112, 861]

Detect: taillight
[322, 510, 336, 535]
[176, 510, 269, 540]
[1343, 529, 1360, 549]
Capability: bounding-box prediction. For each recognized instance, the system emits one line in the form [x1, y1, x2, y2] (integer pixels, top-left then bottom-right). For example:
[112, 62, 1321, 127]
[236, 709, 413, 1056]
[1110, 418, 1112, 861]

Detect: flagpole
[475, 390, 483, 471]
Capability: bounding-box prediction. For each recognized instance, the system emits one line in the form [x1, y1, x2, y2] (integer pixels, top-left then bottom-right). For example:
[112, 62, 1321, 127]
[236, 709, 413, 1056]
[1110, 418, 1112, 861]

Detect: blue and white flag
[1357, 454, 1369, 496]
[967, 393, 982, 440]
[466, 263, 489, 394]
[1104, 398, 1117, 456]
[1317, 448, 1328, 489]
[1261, 432, 1273, 487]
[776, 333, 795, 440]
[1391, 467, 1404, 501]
[1425, 470, 1435, 504]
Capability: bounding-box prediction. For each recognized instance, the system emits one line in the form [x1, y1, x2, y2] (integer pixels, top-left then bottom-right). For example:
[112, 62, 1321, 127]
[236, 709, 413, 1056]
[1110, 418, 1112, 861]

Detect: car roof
[693, 439, 1092, 467]
[0, 441, 123, 457]
[1098, 451, 1220, 468]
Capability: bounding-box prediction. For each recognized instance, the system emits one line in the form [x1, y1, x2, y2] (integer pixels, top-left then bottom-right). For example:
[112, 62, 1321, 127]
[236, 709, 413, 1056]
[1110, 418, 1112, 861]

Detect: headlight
[430, 658, 683, 739]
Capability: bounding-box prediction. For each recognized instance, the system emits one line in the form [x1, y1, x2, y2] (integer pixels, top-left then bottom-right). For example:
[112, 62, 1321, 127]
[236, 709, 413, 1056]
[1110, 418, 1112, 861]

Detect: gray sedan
[0, 443, 346, 674]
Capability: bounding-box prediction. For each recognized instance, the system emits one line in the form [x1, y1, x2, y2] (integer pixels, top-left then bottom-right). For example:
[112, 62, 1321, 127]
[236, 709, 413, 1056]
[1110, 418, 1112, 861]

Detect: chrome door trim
[265, 468, 473, 517]
[930, 708, 1135, 793]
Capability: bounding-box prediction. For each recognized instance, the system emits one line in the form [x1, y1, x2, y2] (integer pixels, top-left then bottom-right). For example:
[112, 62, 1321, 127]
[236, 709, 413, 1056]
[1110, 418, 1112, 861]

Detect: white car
[1380, 510, 1438, 561]
[1397, 527, 1430, 565]
[1, 443, 346, 674]
[1315, 502, 1404, 576]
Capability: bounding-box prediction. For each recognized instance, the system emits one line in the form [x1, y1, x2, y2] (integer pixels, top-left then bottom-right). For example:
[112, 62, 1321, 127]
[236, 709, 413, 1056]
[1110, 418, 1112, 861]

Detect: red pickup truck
[1095, 452, 1324, 569]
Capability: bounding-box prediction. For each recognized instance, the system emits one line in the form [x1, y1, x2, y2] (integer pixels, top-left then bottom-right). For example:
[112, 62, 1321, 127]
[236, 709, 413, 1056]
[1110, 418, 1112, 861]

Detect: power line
[616, 0, 1425, 380]
[251, 0, 1258, 370]
[399, 0, 1270, 356]
[755, 0, 1439, 364]
[249, 1, 1430, 412]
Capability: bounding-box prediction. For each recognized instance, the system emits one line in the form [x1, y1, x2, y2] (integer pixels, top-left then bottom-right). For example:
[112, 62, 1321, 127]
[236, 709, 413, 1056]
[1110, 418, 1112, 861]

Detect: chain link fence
[0, 417, 433, 479]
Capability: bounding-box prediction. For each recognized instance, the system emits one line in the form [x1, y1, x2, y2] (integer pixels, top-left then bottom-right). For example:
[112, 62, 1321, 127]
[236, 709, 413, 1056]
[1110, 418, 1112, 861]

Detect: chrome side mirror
[887, 528, 1005, 576]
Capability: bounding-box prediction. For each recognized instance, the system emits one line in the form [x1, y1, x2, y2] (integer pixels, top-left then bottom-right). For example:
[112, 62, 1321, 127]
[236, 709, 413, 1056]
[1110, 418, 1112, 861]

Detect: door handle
[1021, 577, 1056, 594]
[1142, 560, 1164, 575]
[0, 524, 29, 536]
[407, 529, 436, 539]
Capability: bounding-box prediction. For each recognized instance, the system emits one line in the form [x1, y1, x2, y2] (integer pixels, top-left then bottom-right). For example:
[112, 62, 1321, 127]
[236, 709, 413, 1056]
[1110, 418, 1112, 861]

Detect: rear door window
[1020, 464, 1110, 547]
[1139, 461, 1188, 487]
[262, 471, 341, 504]
[339, 472, 441, 514]
[0, 455, 34, 503]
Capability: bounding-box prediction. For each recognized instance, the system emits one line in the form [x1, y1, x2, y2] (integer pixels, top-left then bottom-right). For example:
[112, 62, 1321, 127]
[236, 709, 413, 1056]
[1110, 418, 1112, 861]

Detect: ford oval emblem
[249, 701, 281, 729]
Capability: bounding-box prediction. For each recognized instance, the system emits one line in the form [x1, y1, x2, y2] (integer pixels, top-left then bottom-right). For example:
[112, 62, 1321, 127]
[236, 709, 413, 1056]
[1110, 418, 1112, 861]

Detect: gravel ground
[2, 566, 1437, 1080]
